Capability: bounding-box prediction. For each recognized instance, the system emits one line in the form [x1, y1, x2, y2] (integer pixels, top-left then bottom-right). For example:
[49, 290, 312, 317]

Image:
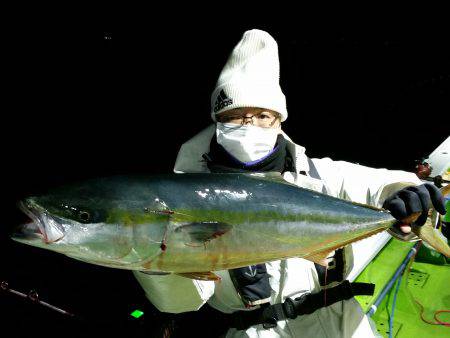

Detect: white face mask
[216, 123, 280, 163]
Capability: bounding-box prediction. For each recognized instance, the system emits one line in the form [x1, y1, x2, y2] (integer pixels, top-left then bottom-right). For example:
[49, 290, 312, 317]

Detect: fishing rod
[0, 279, 75, 317]
[366, 241, 422, 317]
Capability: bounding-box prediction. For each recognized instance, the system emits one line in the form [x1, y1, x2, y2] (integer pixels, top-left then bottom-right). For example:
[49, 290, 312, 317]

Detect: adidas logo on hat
[213, 89, 233, 113]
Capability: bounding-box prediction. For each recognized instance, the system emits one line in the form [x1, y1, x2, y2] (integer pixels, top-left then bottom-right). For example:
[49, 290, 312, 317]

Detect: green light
[130, 309, 144, 319]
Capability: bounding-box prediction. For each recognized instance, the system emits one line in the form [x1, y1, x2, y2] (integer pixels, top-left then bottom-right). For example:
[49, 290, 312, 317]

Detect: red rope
[324, 266, 328, 306]
[406, 242, 449, 327]
[414, 298, 450, 327]
[434, 310, 450, 327]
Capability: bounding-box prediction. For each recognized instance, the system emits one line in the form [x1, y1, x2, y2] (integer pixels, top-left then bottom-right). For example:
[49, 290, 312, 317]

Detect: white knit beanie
[211, 29, 288, 122]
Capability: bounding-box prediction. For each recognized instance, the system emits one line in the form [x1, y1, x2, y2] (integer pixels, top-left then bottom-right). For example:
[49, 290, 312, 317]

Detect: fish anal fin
[305, 227, 388, 265]
[306, 250, 334, 266]
[176, 271, 221, 281]
[139, 271, 171, 276]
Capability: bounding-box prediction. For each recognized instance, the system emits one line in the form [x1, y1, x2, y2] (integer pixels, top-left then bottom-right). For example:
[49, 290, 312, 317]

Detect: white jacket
[134, 125, 422, 338]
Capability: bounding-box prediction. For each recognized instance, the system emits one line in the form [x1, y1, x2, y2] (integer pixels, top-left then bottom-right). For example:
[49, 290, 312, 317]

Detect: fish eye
[78, 211, 91, 223]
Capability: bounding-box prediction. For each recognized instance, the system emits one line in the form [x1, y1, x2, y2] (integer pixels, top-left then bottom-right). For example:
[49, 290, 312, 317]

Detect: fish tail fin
[415, 184, 450, 257]
[413, 223, 450, 257]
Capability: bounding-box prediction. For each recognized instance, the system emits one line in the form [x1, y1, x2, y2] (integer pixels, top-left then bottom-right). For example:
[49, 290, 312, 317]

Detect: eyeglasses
[216, 110, 280, 128]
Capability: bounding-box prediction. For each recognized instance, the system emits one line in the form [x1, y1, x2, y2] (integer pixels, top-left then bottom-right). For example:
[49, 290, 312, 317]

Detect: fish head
[16, 194, 109, 244]
[12, 180, 166, 268]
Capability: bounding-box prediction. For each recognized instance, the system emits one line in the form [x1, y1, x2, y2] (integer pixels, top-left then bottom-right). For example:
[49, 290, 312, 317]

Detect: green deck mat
[355, 239, 450, 337]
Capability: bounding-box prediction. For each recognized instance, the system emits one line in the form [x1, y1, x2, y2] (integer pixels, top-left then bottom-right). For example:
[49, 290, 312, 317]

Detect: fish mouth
[16, 199, 65, 244]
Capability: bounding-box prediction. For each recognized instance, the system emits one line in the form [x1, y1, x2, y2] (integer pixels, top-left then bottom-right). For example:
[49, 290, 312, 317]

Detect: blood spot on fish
[160, 242, 167, 251]
[212, 230, 227, 238]
[156, 249, 166, 270]
[159, 210, 174, 215]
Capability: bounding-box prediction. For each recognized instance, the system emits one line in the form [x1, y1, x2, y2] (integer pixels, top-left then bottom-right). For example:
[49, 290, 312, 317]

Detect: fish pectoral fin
[175, 221, 232, 244]
[176, 271, 221, 281]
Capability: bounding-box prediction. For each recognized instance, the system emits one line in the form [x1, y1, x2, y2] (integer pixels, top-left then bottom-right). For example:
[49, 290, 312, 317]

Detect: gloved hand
[383, 184, 446, 233]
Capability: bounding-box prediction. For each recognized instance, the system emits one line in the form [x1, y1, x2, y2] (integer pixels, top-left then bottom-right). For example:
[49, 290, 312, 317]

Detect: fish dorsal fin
[176, 271, 221, 281]
[244, 172, 297, 187]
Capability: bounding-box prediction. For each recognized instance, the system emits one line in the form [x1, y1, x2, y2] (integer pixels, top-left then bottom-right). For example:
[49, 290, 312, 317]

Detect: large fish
[12, 173, 450, 280]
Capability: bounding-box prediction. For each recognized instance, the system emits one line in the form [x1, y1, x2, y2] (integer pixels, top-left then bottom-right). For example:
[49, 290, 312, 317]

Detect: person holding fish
[134, 29, 446, 338]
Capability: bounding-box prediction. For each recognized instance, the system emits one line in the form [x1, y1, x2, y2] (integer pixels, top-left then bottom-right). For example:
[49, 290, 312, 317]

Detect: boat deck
[355, 239, 450, 337]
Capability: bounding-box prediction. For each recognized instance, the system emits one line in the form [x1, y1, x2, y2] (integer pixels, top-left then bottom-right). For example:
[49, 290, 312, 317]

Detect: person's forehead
[222, 107, 278, 115]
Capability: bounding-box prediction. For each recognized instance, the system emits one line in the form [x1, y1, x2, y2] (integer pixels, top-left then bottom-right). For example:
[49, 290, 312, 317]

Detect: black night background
[1, 13, 449, 337]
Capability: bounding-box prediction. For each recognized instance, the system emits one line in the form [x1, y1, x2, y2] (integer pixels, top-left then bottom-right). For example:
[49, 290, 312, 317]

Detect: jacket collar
[174, 124, 310, 174]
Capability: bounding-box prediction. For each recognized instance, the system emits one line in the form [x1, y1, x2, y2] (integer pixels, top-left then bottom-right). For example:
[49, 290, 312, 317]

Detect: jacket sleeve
[310, 157, 423, 207]
[173, 124, 216, 174]
[133, 271, 215, 313]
